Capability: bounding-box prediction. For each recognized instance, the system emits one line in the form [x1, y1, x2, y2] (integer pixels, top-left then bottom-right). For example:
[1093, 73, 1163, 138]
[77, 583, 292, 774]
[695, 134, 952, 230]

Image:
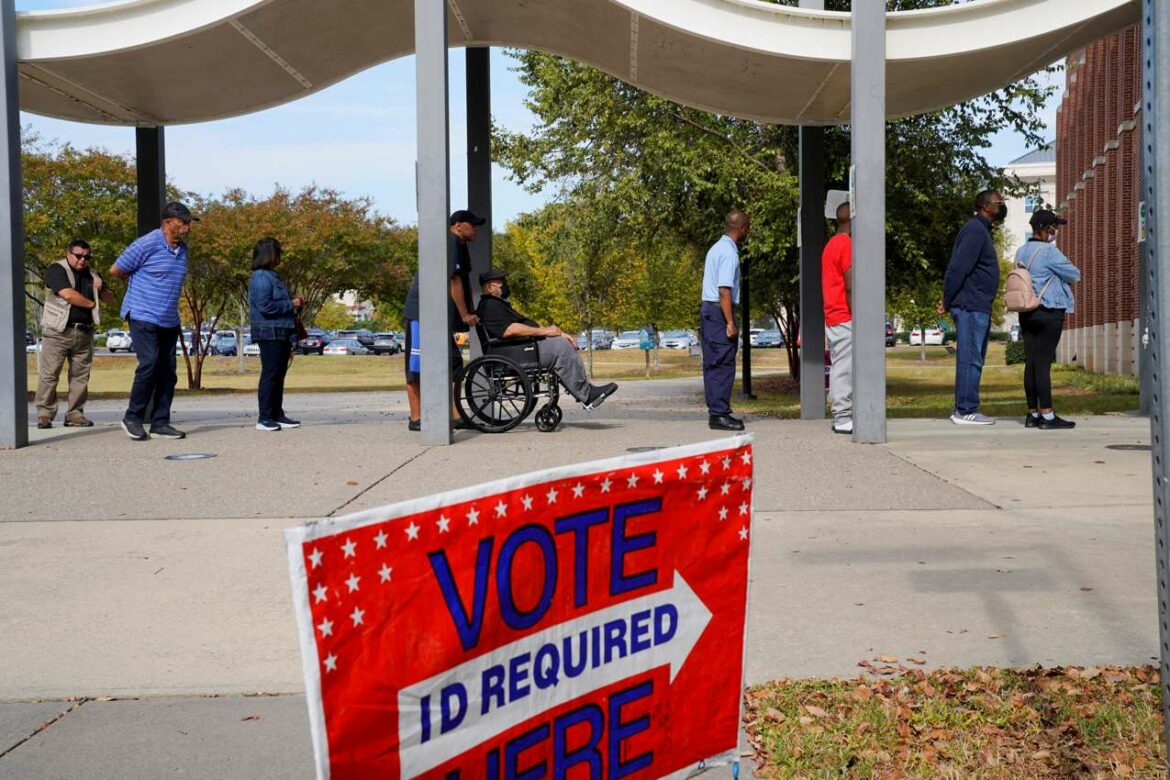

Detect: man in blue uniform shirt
[700, 209, 750, 431]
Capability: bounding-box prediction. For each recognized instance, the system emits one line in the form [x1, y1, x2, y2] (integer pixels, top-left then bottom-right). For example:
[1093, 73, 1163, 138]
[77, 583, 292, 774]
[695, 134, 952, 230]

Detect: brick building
[1054, 25, 1143, 375]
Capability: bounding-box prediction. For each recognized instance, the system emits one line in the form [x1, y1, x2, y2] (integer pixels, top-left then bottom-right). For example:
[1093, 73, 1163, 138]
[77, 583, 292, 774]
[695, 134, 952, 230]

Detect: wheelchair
[454, 326, 563, 433]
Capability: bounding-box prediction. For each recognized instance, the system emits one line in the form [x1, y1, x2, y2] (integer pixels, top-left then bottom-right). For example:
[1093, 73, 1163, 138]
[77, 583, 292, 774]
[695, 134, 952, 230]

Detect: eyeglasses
[71, 252, 91, 260]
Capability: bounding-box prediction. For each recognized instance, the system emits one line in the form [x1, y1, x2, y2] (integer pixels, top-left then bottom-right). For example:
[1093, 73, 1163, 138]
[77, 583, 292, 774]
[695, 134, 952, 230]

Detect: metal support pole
[740, 263, 754, 399]
[135, 127, 165, 237]
[0, 0, 25, 450]
[1140, 0, 1170, 757]
[466, 46, 492, 359]
[415, 0, 452, 445]
[850, 1, 887, 444]
[799, 127, 826, 418]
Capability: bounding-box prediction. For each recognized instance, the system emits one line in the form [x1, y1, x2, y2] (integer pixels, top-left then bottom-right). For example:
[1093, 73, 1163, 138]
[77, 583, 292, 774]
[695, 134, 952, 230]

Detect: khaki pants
[35, 326, 94, 422]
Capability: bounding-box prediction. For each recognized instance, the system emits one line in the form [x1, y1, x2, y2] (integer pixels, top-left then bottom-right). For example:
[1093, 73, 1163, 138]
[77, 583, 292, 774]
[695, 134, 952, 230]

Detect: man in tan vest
[34, 240, 114, 429]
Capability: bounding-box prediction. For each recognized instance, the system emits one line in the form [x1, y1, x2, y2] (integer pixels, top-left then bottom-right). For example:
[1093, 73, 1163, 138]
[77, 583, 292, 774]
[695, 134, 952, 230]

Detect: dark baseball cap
[161, 201, 200, 223]
[449, 209, 486, 226]
[479, 268, 508, 285]
[1029, 209, 1067, 229]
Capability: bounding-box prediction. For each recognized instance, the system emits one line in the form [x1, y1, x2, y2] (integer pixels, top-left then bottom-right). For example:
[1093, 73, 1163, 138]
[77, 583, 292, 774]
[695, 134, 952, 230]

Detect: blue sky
[17, 0, 1060, 228]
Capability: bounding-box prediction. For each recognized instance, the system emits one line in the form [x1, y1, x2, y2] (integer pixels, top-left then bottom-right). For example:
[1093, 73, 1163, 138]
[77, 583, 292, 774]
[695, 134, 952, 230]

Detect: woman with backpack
[1011, 209, 1081, 429]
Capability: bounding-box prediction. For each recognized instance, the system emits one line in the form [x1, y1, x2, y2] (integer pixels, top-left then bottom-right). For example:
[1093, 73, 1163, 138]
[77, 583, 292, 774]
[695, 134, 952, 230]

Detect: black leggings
[1020, 308, 1065, 410]
[258, 338, 292, 422]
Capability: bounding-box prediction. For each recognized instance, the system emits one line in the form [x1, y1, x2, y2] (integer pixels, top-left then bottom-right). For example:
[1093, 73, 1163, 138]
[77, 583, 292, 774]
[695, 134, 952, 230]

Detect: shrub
[989, 331, 1009, 342]
[1005, 341, 1026, 365]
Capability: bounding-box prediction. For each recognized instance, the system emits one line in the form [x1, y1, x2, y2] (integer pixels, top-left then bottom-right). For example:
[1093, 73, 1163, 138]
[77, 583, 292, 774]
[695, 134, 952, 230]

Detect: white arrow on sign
[396, 571, 713, 779]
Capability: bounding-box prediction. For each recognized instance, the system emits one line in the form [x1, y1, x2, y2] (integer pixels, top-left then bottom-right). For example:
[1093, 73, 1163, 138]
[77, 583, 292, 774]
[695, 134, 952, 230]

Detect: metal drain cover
[164, 453, 217, 461]
[1105, 444, 1151, 452]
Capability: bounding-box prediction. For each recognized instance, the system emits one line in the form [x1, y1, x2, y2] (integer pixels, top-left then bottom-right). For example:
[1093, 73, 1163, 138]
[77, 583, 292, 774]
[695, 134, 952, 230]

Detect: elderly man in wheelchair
[453, 268, 617, 433]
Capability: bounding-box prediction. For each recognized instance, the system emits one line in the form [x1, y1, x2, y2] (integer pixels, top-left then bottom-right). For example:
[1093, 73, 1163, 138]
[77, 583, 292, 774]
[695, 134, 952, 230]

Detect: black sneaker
[274, 416, 301, 429]
[1025, 414, 1040, 428]
[1038, 414, 1076, 430]
[584, 383, 618, 410]
[408, 419, 421, 432]
[256, 420, 281, 432]
[150, 424, 187, 440]
[121, 420, 149, 441]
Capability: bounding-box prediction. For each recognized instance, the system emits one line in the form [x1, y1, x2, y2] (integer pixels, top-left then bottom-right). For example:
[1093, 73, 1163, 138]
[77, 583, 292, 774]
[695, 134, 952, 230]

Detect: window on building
[1024, 194, 1042, 213]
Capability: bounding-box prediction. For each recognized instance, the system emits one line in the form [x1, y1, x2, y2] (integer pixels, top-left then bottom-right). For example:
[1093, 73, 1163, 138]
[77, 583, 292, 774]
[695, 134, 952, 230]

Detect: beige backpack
[1003, 244, 1053, 313]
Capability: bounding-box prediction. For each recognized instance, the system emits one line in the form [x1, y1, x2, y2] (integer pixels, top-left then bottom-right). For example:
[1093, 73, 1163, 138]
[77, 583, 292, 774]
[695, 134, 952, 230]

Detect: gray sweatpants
[826, 321, 852, 423]
[539, 337, 591, 402]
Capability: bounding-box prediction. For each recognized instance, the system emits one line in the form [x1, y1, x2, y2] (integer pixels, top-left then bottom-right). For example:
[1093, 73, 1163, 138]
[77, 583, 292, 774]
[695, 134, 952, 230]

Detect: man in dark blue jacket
[942, 189, 1005, 425]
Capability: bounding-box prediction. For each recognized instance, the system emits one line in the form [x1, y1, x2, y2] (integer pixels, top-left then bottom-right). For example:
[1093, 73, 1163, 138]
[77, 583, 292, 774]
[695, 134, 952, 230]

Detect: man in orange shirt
[822, 201, 853, 434]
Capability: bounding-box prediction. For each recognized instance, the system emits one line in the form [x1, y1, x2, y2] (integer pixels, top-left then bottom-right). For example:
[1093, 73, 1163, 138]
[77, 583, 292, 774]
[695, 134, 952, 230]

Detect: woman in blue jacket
[1014, 210, 1081, 430]
[249, 237, 304, 431]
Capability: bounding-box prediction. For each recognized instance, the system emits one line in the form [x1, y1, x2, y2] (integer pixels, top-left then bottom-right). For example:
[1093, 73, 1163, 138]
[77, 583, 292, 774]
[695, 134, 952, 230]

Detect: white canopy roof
[14, 0, 1139, 127]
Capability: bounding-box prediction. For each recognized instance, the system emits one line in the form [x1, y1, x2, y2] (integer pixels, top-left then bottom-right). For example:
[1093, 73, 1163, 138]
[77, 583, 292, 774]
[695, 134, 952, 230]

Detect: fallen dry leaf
[346, 480, 359, 486]
[241, 714, 261, 722]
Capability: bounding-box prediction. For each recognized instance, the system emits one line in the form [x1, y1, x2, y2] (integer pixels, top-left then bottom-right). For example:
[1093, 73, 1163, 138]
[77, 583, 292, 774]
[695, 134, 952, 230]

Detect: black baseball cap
[161, 201, 200, 223]
[479, 268, 508, 285]
[1029, 209, 1067, 229]
[449, 210, 486, 226]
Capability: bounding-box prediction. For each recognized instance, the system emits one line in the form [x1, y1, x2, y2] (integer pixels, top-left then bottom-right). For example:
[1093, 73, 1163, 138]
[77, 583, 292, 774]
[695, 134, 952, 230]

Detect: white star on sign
[699, 460, 711, 475]
[676, 464, 688, 479]
[373, 530, 388, 549]
[742, 477, 753, 491]
[697, 486, 709, 501]
[546, 487, 559, 504]
[351, 606, 365, 627]
[346, 573, 361, 593]
[437, 515, 451, 534]
[741, 450, 752, 466]
[313, 584, 328, 604]
[738, 526, 749, 541]
[317, 617, 333, 638]
[521, 494, 534, 511]
[572, 483, 585, 499]
[467, 507, 480, 526]
[495, 500, 508, 518]
[627, 473, 640, 488]
[324, 653, 337, 672]
[722, 456, 732, 470]
[719, 506, 729, 521]
[405, 521, 420, 541]
[600, 477, 613, 493]
[721, 482, 731, 496]
[652, 469, 664, 484]
[341, 539, 357, 559]
[378, 564, 393, 583]
[308, 549, 323, 569]
[738, 502, 749, 516]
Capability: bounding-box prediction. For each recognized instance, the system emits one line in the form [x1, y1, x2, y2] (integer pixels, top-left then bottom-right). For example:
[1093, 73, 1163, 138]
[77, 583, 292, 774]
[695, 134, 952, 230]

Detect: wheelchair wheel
[457, 356, 535, 433]
[534, 404, 562, 433]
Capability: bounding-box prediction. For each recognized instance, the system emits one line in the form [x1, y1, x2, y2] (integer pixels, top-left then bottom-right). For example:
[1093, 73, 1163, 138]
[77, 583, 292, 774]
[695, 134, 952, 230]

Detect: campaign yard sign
[286, 435, 753, 779]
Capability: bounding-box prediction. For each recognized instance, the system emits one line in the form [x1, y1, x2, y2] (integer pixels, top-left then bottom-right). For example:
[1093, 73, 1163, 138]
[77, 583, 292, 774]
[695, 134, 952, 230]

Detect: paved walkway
[0, 378, 1155, 778]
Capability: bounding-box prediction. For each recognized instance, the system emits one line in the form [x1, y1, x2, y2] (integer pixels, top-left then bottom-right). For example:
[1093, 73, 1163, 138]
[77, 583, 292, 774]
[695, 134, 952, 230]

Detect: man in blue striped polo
[109, 201, 198, 441]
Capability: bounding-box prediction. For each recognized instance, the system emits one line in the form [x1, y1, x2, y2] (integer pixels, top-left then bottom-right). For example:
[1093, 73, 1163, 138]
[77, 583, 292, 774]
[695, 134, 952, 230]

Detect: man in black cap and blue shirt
[109, 201, 198, 441]
[477, 269, 617, 410]
[402, 209, 484, 431]
[942, 189, 1005, 426]
[701, 209, 750, 431]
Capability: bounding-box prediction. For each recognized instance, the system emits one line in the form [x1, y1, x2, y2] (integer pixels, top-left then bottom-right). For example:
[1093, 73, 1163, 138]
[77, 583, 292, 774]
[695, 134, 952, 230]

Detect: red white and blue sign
[286, 435, 753, 779]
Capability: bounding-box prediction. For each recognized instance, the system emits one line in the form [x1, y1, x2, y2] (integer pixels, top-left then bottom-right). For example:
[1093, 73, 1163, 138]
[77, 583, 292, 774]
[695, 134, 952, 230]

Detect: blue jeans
[124, 318, 179, 426]
[951, 308, 990, 415]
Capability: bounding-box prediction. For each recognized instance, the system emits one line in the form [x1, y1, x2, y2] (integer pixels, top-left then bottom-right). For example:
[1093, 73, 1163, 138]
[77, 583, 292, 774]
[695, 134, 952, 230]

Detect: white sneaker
[950, 412, 995, 425]
[256, 421, 281, 432]
[832, 418, 853, 434]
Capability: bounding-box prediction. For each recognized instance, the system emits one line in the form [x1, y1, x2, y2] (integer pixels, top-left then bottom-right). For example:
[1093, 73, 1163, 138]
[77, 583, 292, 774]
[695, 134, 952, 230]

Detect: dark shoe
[64, 416, 93, 428]
[408, 419, 421, 432]
[150, 424, 186, 440]
[709, 414, 745, 431]
[274, 416, 301, 429]
[1038, 414, 1076, 430]
[1024, 414, 1040, 429]
[451, 418, 471, 430]
[37, 417, 52, 429]
[584, 383, 618, 410]
[256, 420, 281, 432]
[121, 420, 149, 441]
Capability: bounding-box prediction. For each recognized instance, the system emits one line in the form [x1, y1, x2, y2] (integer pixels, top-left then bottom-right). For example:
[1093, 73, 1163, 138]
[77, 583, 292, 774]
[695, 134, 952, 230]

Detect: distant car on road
[107, 330, 133, 353]
[660, 329, 697, 350]
[755, 329, 783, 348]
[610, 331, 643, 350]
[298, 330, 331, 355]
[323, 338, 370, 355]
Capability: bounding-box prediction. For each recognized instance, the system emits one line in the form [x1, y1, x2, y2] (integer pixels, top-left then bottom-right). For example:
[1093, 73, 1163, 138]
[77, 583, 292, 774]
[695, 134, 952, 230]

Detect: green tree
[313, 299, 353, 331]
[890, 281, 944, 362]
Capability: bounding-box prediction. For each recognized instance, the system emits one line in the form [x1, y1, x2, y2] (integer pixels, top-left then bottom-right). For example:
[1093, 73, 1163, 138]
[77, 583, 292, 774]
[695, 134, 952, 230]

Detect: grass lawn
[746, 665, 1165, 778]
[739, 343, 1141, 420]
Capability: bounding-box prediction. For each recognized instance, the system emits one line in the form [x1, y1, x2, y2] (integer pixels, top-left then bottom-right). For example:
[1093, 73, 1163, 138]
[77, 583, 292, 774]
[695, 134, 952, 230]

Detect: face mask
[1048, 228, 1059, 243]
[995, 203, 1008, 222]
[499, 282, 511, 300]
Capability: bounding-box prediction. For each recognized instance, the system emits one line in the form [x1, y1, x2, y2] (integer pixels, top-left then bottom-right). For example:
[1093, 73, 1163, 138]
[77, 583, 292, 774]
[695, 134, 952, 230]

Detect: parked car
[755, 329, 783, 348]
[298, 329, 331, 355]
[660, 329, 697, 349]
[25, 340, 40, 353]
[575, 331, 614, 350]
[336, 329, 375, 348]
[1009, 324, 1021, 342]
[610, 330, 643, 350]
[25, 330, 35, 346]
[748, 328, 765, 347]
[243, 337, 261, 357]
[107, 330, 133, 352]
[886, 322, 896, 347]
[211, 331, 238, 356]
[909, 325, 945, 346]
[323, 338, 370, 355]
[370, 332, 401, 355]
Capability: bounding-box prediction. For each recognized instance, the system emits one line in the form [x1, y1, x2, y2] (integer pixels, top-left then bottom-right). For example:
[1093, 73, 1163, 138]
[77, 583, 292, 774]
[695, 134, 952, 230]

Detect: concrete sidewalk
[0, 378, 1155, 778]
